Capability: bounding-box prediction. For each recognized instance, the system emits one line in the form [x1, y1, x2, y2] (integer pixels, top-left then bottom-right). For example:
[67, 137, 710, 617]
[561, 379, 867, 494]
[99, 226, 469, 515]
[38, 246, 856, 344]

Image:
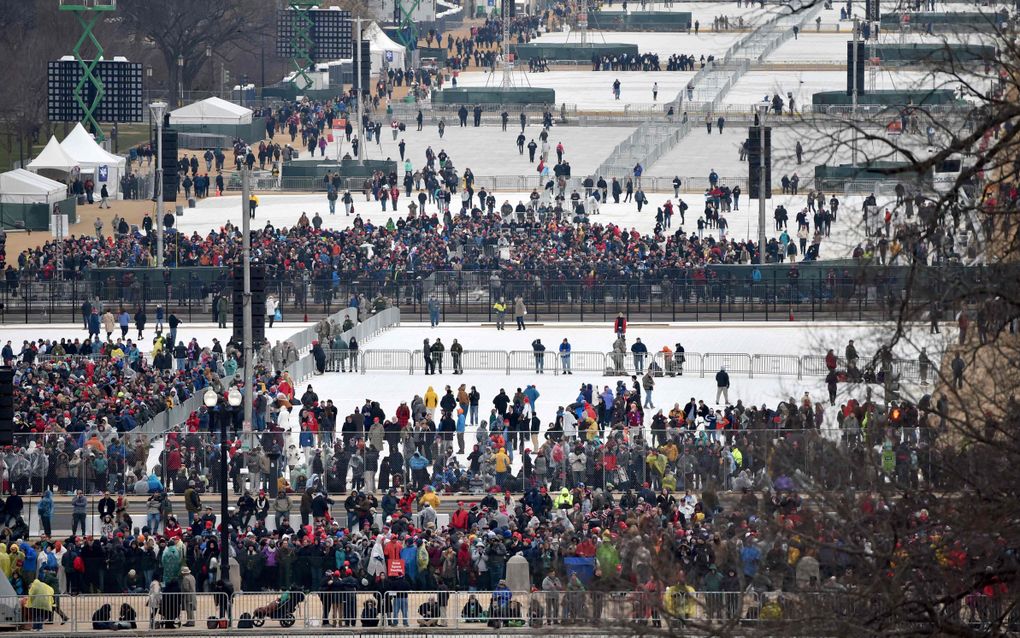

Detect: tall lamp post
[177, 54, 185, 107]
[756, 103, 768, 264]
[149, 101, 167, 268]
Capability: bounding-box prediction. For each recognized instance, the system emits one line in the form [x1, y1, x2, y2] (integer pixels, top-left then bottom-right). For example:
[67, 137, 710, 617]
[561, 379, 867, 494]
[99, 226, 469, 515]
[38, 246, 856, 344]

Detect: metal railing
[356, 348, 938, 382]
[5, 588, 1014, 632]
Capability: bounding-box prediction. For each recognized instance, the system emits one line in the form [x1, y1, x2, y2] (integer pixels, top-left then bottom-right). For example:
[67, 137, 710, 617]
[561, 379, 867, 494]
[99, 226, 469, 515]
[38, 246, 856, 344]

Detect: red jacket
[451, 509, 469, 530]
[614, 316, 627, 333]
[396, 404, 411, 428]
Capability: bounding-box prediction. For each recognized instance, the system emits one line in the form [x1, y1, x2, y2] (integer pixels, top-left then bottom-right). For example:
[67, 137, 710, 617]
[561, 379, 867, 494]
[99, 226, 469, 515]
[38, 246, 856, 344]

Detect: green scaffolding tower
[395, 0, 421, 51]
[288, 0, 317, 91]
[58, 0, 116, 142]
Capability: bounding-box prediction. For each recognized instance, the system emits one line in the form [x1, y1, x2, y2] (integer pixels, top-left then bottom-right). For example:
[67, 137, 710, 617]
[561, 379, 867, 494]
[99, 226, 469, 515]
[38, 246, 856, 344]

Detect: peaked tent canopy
[27, 135, 78, 173]
[59, 123, 126, 199]
[169, 96, 254, 125]
[365, 21, 406, 72]
[0, 169, 67, 204]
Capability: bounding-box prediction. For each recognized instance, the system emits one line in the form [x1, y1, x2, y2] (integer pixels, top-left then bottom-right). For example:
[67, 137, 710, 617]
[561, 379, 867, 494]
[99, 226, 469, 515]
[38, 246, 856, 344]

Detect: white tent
[365, 21, 406, 72]
[59, 122, 126, 199]
[0, 168, 67, 204]
[169, 96, 253, 126]
[27, 135, 78, 176]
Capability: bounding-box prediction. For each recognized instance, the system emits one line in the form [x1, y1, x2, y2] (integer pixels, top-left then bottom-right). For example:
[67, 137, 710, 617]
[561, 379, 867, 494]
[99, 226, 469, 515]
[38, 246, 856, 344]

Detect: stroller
[252, 592, 305, 628]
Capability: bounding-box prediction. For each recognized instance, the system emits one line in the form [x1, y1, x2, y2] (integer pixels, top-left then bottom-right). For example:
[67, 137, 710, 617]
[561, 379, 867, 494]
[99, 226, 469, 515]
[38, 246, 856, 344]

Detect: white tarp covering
[0, 168, 66, 204]
[59, 122, 126, 199]
[169, 96, 254, 125]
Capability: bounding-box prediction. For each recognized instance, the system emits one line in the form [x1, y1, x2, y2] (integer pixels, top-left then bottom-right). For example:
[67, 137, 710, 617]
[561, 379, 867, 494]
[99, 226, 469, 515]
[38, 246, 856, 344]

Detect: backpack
[73, 556, 85, 573]
[237, 612, 254, 629]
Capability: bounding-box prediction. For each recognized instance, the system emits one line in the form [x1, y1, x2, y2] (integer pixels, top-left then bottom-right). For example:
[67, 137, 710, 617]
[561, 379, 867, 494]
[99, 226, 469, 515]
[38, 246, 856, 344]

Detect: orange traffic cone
[788, 308, 795, 321]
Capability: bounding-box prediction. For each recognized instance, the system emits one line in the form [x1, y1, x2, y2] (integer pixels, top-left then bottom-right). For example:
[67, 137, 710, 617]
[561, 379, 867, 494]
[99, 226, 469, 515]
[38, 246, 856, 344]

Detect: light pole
[206, 46, 213, 96]
[226, 387, 241, 579]
[240, 168, 254, 435]
[757, 103, 768, 264]
[177, 54, 185, 107]
[149, 101, 167, 268]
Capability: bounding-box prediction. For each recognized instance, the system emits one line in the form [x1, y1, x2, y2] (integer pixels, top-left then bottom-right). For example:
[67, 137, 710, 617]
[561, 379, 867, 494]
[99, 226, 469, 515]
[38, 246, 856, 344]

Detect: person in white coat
[266, 296, 278, 328]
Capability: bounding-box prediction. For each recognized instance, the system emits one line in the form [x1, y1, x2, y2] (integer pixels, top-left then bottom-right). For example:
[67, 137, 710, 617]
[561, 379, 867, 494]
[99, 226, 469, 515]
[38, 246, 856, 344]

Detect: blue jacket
[37, 492, 54, 518]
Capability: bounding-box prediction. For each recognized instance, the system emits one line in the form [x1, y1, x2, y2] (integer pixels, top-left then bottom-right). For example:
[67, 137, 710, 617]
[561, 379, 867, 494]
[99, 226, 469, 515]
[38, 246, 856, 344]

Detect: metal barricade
[457, 349, 510, 372]
[752, 354, 802, 378]
[231, 591, 309, 629]
[301, 591, 382, 628]
[650, 350, 700, 377]
[702, 352, 753, 378]
[0, 593, 73, 631]
[508, 350, 556, 374]
[801, 354, 850, 377]
[359, 349, 414, 374]
[388, 590, 533, 629]
[74, 592, 228, 631]
[560, 350, 608, 373]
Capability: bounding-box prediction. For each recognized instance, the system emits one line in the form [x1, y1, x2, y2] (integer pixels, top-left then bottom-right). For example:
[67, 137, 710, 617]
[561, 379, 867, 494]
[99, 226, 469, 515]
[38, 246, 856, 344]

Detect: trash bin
[176, 205, 184, 216]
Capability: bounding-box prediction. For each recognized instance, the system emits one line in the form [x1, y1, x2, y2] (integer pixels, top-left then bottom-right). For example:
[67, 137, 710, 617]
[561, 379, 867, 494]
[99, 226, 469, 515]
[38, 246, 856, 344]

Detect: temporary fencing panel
[752, 354, 802, 378]
[702, 353, 753, 378]
[508, 350, 557, 373]
[359, 349, 414, 374]
[457, 349, 510, 372]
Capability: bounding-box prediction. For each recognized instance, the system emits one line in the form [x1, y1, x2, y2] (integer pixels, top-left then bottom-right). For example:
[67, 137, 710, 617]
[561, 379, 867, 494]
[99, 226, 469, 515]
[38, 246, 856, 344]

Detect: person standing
[652, 82, 658, 101]
[248, 193, 259, 218]
[715, 366, 730, 404]
[614, 312, 627, 338]
[514, 296, 527, 330]
[532, 338, 546, 373]
[428, 298, 441, 327]
[631, 337, 648, 374]
[493, 298, 506, 330]
[918, 348, 931, 385]
[559, 338, 572, 375]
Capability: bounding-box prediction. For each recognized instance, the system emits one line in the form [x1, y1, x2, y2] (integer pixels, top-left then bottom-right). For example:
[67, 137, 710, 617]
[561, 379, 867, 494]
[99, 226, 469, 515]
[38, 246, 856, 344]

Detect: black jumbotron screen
[277, 8, 353, 61]
[47, 60, 143, 123]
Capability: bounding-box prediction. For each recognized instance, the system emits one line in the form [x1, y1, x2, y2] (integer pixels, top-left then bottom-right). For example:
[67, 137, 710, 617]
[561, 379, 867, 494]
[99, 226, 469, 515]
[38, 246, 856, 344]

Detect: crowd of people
[1, 334, 962, 631]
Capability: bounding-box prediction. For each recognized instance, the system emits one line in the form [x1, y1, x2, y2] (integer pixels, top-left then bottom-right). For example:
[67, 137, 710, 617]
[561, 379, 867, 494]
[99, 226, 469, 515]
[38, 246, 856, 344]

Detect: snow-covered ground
[765, 29, 1001, 64]
[289, 123, 636, 176]
[722, 68, 986, 106]
[452, 70, 694, 110]
[529, 29, 745, 60]
[596, 0, 778, 24]
[648, 122, 937, 182]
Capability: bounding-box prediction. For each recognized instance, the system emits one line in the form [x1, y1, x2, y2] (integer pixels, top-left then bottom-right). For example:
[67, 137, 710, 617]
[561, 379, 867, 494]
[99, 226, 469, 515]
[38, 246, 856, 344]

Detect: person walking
[514, 296, 527, 330]
[715, 366, 730, 404]
[642, 371, 655, 409]
[951, 353, 965, 388]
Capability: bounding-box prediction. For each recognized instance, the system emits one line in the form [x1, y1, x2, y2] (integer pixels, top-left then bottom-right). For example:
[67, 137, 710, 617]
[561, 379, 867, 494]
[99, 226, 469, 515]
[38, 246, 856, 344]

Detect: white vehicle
[932, 155, 963, 193]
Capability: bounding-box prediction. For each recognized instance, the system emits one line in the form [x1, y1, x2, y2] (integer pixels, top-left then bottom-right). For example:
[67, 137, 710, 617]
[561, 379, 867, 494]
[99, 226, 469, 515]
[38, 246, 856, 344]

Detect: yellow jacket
[424, 387, 438, 409]
[419, 491, 440, 509]
[28, 579, 54, 611]
[493, 449, 510, 473]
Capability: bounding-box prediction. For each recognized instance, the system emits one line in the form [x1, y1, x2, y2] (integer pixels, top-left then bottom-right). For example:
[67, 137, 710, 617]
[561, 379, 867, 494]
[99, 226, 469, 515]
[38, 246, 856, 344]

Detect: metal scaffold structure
[58, 0, 116, 141]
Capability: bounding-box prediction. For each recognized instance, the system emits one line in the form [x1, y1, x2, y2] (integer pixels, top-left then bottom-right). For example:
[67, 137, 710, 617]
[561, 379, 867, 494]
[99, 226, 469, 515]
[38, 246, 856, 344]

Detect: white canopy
[365, 21, 406, 72]
[27, 136, 78, 173]
[0, 168, 67, 204]
[59, 123, 126, 199]
[169, 96, 253, 125]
